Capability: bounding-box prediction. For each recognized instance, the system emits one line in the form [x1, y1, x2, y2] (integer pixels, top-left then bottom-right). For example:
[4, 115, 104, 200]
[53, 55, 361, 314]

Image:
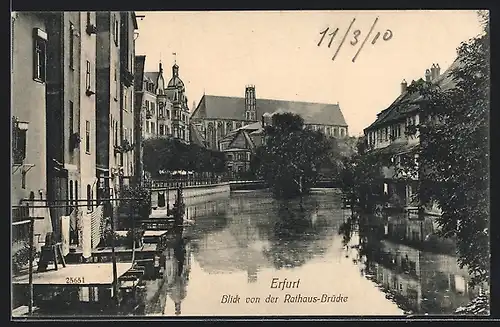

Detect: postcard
[11, 9, 490, 319]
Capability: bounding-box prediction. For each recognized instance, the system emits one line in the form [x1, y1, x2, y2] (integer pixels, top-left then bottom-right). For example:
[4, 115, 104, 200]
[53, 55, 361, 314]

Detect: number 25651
[66, 277, 85, 284]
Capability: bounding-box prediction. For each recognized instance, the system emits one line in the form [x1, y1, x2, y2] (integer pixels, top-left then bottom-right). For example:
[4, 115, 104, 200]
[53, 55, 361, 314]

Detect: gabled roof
[364, 58, 461, 132]
[189, 123, 206, 147]
[144, 72, 160, 89]
[191, 95, 348, 127]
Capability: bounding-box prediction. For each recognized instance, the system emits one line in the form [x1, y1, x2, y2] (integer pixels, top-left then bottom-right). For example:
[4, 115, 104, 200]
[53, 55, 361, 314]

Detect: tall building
[11, 11, 101, 250]
[43, 12, 100, 241]
[137, 60, 191, 143]
[190, 85, 349, 150]
[165, 63, 190, 143]
[11, 12, 51, 249]
[119, 12, 138, 185]
[95, 11, 138, 199]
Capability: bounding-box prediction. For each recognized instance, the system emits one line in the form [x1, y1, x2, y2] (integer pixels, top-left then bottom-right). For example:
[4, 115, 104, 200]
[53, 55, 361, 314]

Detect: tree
[401, 12, 489, 286]
[253, 113, 331, 198]
[340, 137, 387, 213]
[142, 137, 227, 177]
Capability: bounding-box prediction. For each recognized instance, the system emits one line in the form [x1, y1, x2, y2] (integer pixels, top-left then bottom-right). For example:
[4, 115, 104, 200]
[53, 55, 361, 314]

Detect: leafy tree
[397, 12, 490, 286]
[253, 113, 331, 198]
[340, 137, 388, 213]
[142, 137, 227, 177]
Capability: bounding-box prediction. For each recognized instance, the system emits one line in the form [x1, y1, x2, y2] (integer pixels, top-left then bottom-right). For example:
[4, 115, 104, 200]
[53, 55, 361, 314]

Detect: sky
[134, 10, 483, 136]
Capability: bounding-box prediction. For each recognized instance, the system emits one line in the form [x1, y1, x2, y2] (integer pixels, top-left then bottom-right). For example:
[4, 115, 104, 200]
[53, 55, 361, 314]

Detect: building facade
[11, 12, 51, 249]
[363, 62, 458, 215]
[137, 61, 191, 143]
[119, 12, 138, 185]
[96, 11, 138, 199]
[190, 85, 349, 151]
[218, 122, 263, 177]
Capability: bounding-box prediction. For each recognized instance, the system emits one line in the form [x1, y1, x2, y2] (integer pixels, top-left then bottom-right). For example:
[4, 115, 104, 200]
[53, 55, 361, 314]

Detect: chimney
[434, 63, 441, 79]
[425, 69, 431, 82]
[401, 79, 407, 94]
[430, 63, 437, 81]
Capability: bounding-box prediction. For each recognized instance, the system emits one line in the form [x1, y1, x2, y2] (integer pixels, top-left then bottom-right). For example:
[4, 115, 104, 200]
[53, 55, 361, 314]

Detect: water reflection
[339, 211, 483, 315]
[141, 190, 405, 316]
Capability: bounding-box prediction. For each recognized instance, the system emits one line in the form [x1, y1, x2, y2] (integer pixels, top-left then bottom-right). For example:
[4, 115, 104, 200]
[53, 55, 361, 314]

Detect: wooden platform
[12, 263, 133, 287]
[143, 230, 169, 237]
[12, 305, 39, 317]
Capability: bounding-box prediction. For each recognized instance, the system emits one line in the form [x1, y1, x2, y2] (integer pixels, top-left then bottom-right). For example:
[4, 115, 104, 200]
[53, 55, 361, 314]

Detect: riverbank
[151, 183, 230, 207]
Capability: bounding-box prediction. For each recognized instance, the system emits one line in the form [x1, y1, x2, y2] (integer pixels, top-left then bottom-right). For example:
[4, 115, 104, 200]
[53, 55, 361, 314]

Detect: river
[136, 189, 481, 317]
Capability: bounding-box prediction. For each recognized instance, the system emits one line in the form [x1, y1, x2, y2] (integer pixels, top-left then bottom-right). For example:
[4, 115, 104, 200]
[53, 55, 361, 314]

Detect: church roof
[168, 76, 185, 88]
[191, 95, 348, 127]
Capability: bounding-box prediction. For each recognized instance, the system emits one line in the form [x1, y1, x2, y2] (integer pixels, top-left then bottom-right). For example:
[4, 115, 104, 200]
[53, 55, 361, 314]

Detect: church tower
[245, 85, 257, 121]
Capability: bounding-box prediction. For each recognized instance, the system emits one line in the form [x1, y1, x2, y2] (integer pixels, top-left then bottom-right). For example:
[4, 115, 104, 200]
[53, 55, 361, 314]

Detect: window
[87, 185, 92, 211]
[159, 124, 164, 135]
[114, 121, 118, 147]
[69, 23, 74, 69]
[85, 60, 91, 91]
[114, 64, 118, 99]
[33, 31, 47, 82]
[69, 101, 74, 137]
[69, 180, 74, 210]
[334, 127, 338, 137]
[151, 122, 155, 134]
[113, 15, 119, 46]
[85, 120, 90, 153]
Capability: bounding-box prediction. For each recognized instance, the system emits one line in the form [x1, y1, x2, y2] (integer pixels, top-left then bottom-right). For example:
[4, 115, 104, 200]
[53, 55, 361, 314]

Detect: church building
[190, 85, 349, 150]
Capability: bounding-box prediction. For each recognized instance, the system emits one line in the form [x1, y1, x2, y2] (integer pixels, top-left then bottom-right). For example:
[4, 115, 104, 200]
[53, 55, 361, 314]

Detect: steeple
[172, 63, 179, 78]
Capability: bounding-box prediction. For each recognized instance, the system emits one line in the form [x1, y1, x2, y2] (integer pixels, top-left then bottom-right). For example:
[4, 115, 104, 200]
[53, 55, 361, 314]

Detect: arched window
[226, 121, 233, 133]
[217, 122, 224, 144]
[207, 123, 215, 149]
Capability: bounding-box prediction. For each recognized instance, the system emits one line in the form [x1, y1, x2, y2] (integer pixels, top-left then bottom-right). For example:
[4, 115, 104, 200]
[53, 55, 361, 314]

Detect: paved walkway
[12, 263, 132, 286]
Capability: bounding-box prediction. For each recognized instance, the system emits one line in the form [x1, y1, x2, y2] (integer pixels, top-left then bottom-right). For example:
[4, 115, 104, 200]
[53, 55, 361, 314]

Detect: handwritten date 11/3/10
[66, 277, 85, 284]
[317, 17, 393, 63]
